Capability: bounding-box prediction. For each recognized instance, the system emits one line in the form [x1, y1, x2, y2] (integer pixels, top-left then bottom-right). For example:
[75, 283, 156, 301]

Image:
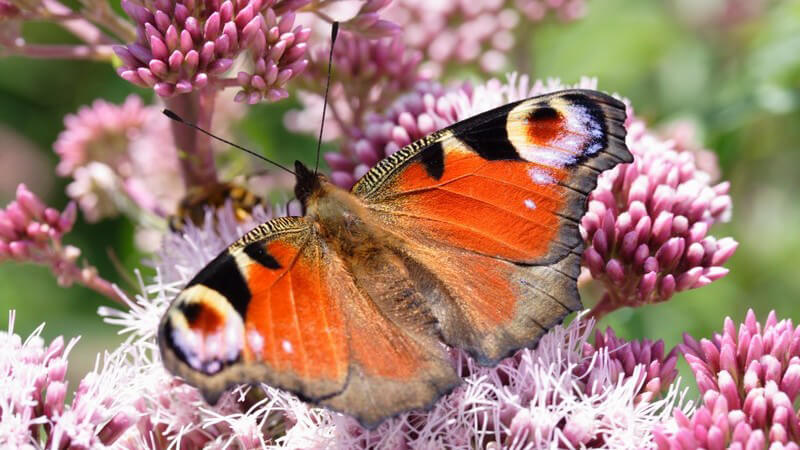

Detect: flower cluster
[0, 312, 135, 448]
[383, 0, 586, 76]
[52, 95, 182, 223]
[658, 118, 722, 182]
[54, 96, 149, 178]
[56, 99, 182, 228]
[115, 0, 310, 101]
[114, 343, 284, 448]
[581, 113, 737, 318]
[0, 184, 125, 302]
[0, 184, 75, 263]
[275, 316, 685, 449]
[655, 310, 800, 448]
[286, 30, 423, 142]
[325, 80, 461, 188]
[286, 1, 592, 151]
[581, 327, 679, 404]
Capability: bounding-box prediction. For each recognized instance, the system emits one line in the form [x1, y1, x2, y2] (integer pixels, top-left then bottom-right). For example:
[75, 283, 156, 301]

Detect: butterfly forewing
[353, 89, 630, 364]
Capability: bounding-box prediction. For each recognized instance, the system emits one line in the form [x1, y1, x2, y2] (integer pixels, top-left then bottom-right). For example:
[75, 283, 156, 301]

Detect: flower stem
[164, 89, 219, 189]
[47, 250, 127, 305]
[41, 0, 118, 45]
[75, 267, 127, 305]
[1, 42, 115, 60]
[587, 292, 618, 322]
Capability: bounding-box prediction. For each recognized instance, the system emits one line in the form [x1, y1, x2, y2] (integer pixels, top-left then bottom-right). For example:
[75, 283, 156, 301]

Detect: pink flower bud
[44, 381, 67, 418]
[98, 411, 135, 445]
[16, 184, 44, 219]
[331, 172, 356, 189]
[717, 370, 741, 410]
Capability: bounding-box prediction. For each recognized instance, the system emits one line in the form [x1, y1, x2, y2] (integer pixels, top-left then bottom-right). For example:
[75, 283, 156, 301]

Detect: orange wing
[353, 89, 631, 364]
[158, 217, 458, 427]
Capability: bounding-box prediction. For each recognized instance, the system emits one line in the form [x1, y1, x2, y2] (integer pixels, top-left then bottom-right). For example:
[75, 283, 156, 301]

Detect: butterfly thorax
[294, 160, 382, 258]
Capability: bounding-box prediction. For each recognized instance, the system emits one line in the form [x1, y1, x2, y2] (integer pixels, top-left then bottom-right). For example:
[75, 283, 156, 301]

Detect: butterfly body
[159, 89, 632, 427]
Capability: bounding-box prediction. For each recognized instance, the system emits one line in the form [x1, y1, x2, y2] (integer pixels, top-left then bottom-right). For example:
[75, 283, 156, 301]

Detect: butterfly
[158, 89, 631, 428]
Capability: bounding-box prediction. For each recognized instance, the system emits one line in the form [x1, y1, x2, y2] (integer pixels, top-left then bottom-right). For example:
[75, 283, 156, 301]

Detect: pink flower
[582, 327, 679, 404]
[54, 95, 183, 223]
[324, 80, 462, 188]
[0, 311, 134, 448]
[1, 183, 76, 266]
[65, 162, 126, 223]
[654, 309, 800, 449]
[53, 95, 149, 177]
[581, 112, 736, 317]
[114, 0, 310, 101]
[658, 118, 722, 182]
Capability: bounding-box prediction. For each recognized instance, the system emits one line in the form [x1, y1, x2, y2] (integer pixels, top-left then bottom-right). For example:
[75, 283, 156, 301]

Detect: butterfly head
[294, 160, 328, 211]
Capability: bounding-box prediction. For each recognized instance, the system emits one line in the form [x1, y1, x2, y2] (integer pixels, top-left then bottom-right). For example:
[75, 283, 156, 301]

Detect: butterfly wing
[353, 89, 631, 364]
[159, 216, 458, 427]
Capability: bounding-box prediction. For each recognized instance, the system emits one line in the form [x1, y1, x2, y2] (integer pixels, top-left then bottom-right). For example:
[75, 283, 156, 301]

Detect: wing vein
[519, 279, 572, 313]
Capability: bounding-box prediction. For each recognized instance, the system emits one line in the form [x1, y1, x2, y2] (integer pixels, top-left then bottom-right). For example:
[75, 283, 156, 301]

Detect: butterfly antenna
[162, 109, 296, 176]
[314, 21, 339, 176]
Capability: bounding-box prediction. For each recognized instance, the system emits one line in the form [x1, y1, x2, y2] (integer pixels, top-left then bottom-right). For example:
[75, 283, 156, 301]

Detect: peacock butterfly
[158, 89, 631, 428]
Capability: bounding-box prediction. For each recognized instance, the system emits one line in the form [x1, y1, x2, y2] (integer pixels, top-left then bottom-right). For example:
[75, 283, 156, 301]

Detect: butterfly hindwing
[354, 89, 631, 364]
[316, 243, 458, 427]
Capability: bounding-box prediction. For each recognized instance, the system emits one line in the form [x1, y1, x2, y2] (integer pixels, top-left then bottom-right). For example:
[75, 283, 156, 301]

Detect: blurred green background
[1, 0, 799, 390]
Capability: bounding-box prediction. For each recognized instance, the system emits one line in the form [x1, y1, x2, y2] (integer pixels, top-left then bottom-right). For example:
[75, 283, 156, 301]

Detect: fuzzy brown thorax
[294, 160, 380, 256]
